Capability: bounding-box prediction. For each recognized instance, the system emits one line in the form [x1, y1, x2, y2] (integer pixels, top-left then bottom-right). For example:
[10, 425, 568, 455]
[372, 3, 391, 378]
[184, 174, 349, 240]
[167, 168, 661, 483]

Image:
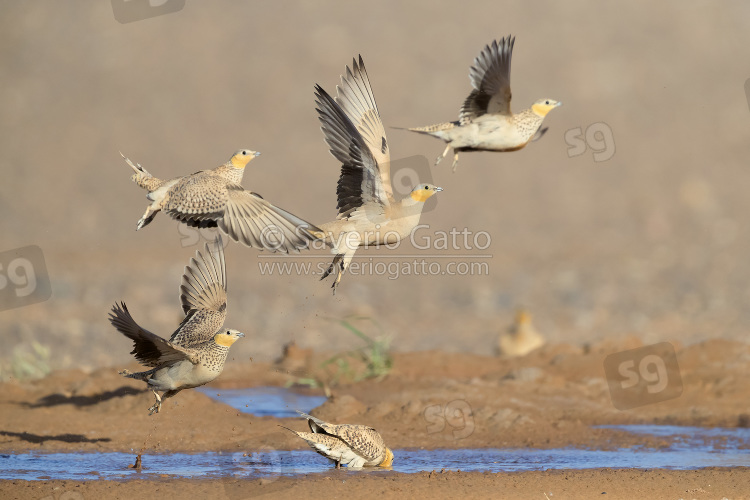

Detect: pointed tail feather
[396, 122, 458, 135]
[277, 424, 301, 436]
[118, 368, 154, 382]
[296, 410, 327, 432]
[120, 152, 164, 191]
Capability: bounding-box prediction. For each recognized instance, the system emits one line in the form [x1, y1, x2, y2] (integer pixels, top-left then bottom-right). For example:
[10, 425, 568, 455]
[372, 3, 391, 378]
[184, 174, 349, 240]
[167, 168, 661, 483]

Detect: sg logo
[0, 245, 52, 312]
[111, 0, 185, 24]
[369, 155, 436, 223]
[565, 122, 616, 162]
[423, 400, 474, 440]
[604, 342, 682, 410]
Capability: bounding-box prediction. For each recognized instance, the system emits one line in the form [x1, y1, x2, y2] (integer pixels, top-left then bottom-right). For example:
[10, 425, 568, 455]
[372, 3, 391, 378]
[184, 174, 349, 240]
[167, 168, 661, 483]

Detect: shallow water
[597, 425, 750, 449]
[196, 386, 327, 418]
[3, 425, 750, 481]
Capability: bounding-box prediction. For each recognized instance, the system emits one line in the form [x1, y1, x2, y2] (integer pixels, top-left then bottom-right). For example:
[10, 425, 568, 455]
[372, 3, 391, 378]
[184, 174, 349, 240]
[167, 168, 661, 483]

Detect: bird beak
[254, 151, 261, 157]
[555, 102, 563, 107]
[434, 186, 444, 192]
[237, 332, 245, 338]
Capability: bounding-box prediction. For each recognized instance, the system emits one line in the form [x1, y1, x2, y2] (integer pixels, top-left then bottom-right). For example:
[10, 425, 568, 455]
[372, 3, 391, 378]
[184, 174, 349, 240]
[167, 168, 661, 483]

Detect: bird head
[229, 149, 261, 169]
[531, 99, 562, 117]
[213, 329, 245, 347]
[379, 447, 394, 467]
[515, 309, 532, 326]
[409, 184, 443, 203]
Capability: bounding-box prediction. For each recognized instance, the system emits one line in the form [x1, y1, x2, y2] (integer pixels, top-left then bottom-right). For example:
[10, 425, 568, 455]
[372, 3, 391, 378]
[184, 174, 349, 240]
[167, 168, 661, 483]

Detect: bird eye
[226, 331, 231, 335]
[425, 186, 430, 190]
[242, 151, 247, 155]
[545, 100, 550, 105]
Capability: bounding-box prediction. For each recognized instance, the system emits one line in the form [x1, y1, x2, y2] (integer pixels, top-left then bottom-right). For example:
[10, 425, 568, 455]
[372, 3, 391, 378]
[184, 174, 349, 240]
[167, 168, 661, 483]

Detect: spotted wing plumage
[168, 238, 228, 346]
[293, 431, 367, 467]
[163, 172, 321, 253]
[297, 411, 386, 464]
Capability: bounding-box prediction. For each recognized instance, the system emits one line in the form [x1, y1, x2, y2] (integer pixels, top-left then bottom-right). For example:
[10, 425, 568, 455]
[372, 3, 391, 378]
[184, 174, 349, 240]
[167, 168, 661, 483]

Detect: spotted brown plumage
[108, 237, 245, 415]
[401, 36, 561, 171]
[121, 149, 323, 253]
[280, 411, 394, 469]
[314, 56, 443, 294]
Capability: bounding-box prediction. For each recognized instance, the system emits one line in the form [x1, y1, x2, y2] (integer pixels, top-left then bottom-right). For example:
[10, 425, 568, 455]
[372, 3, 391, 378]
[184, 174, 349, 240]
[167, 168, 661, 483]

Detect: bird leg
[435, 145, 451, 166]
[136, 206, 159, 231]
[320, 254, 344, 295]
[147, 390, 162, 415]
[331, 268, 343, 296]
[451, 152, 460, 173]
[147, 389, 181, 415]
[335, 460, 341, 470]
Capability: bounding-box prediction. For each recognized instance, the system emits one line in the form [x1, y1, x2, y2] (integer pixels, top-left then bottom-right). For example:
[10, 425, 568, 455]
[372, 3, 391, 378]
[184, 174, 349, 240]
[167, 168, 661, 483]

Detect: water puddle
[597, 425, 750, 450]
[196, 386, 327, 418]
[2, 425, 748, 481]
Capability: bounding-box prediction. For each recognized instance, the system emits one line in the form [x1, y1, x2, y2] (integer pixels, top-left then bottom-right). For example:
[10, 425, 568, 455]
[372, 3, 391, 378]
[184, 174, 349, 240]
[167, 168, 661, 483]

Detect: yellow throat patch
[531, 103, 556, 117]
[214, 332, 239, 347]
[379, 448, 394, 467]
[410, 188, 433, 203]
[230, 155, 253, 169]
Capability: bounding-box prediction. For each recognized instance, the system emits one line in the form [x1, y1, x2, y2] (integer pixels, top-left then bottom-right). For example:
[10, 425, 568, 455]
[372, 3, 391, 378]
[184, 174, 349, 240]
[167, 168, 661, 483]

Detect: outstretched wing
[109, 302, 196, 367]
[335, 56, 391, 179]
[218, 186, 322, 253]
[180, 236, 226, 315]
[170, 237, 228, 346]
[460, 36, 515, 124]
[164, 173, 321, 254]
[316, 79, 391, 217]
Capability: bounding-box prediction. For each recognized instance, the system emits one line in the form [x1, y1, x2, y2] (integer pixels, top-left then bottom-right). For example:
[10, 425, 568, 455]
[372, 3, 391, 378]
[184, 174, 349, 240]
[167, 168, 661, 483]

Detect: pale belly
[448, 120, 535, 151]
[149, 362, 220, 391]
[320, 217, 419, 250]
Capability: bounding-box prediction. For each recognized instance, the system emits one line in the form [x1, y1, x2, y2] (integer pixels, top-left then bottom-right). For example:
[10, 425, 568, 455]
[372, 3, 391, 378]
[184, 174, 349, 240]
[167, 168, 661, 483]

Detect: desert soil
[2, 339, 750, 498]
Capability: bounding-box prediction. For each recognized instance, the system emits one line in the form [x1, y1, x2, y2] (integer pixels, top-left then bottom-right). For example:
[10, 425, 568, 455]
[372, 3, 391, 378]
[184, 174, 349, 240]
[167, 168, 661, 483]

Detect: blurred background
[1, 1, 749, 373]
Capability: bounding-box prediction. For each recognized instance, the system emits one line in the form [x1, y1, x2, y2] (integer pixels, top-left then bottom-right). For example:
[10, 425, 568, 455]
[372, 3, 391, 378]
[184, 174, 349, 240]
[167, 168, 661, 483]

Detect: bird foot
[148, 392, 162, 415]
[436, 145, 451, 166]
[136, 207, 158, 231]
[330, 270, 343, 296]
[451, 154, 460, 173]
[320, 263, 334, 281]
[118, 369, 132, 376]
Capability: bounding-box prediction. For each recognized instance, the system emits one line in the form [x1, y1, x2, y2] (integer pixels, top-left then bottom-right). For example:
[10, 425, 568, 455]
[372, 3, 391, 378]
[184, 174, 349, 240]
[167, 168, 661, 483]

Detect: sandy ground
[3, 339, 750, 454]
[4, 469, 750, 500]
[2, 340, 750, 498]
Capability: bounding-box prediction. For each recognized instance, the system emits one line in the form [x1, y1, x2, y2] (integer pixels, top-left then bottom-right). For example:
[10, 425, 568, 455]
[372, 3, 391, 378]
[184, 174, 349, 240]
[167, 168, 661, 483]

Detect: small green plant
[321, 316, 393, 384]
[0, 341, 51, 381]
[283, 316, 393, 390]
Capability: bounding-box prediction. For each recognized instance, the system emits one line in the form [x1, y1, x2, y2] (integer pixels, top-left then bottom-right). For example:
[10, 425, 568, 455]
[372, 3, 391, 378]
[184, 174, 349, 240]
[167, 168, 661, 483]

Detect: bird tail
[277, 424, 300, 436]
[296, 410, 327, 433]
[120, 152, 164, 191]
[393, 122, 458, 136]
[118, 367, 155, 382]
